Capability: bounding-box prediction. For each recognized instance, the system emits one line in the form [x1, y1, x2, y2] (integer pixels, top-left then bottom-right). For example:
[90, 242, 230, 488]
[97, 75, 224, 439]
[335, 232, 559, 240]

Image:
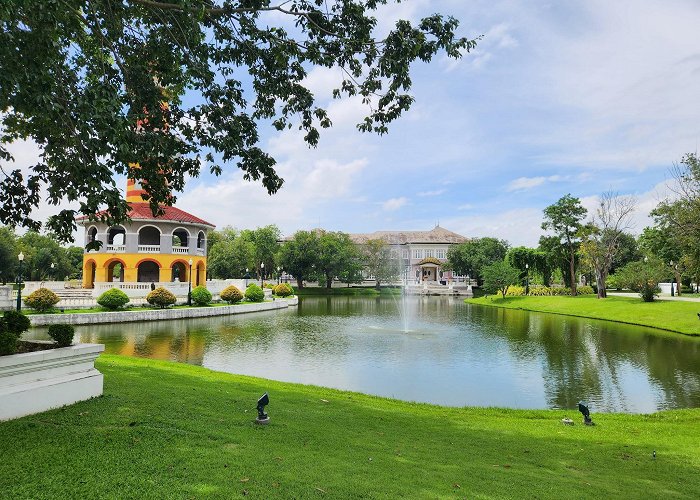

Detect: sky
[5, 0, 700, 246]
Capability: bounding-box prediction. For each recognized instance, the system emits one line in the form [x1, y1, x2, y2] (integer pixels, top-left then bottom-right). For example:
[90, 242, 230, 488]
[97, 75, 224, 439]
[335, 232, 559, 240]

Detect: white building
[349, 225, 469, 284]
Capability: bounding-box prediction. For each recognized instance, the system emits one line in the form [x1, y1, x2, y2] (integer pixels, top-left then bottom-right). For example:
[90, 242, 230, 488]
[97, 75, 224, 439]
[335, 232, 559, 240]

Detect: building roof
[77, 203, 215, 229]
[349, 226, 468, 245]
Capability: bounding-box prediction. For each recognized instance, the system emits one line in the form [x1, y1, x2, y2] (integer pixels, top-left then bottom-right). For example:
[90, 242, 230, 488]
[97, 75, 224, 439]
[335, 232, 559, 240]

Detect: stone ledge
[27, 296, 298, 326]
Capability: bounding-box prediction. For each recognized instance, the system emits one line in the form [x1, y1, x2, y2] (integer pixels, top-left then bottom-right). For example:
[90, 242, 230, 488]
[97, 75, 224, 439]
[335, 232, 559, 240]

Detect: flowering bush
[146, 287, 177, 309]
[24, 288, 60, 312]
[220, 285, 243, 304]
[273, 283, 294, 297]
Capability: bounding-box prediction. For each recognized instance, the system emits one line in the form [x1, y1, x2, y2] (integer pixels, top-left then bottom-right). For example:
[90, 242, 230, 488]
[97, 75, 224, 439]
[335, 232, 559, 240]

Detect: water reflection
[26, 297, 700, 412]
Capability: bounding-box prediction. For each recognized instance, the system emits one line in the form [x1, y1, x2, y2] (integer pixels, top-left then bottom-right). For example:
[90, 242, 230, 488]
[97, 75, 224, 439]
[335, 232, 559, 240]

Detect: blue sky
[7, 0, 700, 246]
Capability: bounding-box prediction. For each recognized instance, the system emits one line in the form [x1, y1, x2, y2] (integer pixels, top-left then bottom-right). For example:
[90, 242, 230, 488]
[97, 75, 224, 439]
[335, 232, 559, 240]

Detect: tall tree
[0, 226, 18, 284]
[541, 194, 587, 296]
[362, 239, 400, 289]
[0, 1, 475, 241]
[246, 225, 281, 280]
[316, 231, 358, 289]
[579, 192, 636, 298]
[482, 261, 521, 297]
[446, 237, 509, 285]
[278, 230, 319, 289]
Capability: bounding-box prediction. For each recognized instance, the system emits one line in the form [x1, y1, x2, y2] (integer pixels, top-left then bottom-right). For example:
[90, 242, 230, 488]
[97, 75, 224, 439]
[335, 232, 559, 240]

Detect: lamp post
[525, 263, 530, 296]
[16, 252, 24, 311]
[245, 268, 249, 287]
[50, 262, 55, 281]
[188, 258, 193, 306]
[277, 266, 281, 285]
[260, 262, 265, 287]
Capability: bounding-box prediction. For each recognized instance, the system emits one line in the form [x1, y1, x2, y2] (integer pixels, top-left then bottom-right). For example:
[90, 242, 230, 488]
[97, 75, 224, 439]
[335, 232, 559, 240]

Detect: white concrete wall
[0, 343, 104, 421]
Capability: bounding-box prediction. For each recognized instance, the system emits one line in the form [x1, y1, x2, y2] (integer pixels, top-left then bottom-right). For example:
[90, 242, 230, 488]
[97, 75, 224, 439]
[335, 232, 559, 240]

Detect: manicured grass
[1, 355, 699, 499]
[466, 295, 700, 336]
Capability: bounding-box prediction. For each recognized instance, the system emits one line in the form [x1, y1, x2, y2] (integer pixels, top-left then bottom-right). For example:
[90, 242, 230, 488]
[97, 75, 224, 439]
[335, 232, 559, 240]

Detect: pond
[27, 296, 700, 412]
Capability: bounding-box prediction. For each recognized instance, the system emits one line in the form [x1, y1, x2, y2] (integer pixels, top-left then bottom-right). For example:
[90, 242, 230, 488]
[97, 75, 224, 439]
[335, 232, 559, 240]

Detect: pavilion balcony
[106, 245, 126, 253]
[172, 247, 189, 254]
[138, 245, 160, 253]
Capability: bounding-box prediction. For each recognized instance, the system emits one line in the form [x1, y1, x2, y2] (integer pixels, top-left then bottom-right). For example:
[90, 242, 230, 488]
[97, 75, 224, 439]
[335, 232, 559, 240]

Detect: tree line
[0, 228, 84, 284]
[447, 152, 700, 301]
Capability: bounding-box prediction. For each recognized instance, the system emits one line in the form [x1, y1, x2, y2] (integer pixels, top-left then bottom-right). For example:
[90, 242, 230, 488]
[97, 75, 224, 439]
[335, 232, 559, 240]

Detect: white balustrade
[173, 247, 189, 254]
[106, 245, 126, 253]
[138, 245, 160, 253]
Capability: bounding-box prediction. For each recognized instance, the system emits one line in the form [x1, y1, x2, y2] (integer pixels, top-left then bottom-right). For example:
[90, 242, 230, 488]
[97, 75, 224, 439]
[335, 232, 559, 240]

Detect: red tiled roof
[77, 203, 215, 228]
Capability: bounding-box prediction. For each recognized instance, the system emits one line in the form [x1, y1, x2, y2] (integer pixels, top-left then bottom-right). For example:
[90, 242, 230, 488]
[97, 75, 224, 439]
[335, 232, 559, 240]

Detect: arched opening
[107, 226, 125, 246]
[197, 231, 206, 253]
[84, 261, 96, 289]
[171, 261, 187, 282]
[107, 260, 125, 283]
[196, 262, 204, 286]
[137, 260, 160, 282]
[86, 226, 98, 249]
[138, 226, 161, 246]
[172, 228, 189, 249]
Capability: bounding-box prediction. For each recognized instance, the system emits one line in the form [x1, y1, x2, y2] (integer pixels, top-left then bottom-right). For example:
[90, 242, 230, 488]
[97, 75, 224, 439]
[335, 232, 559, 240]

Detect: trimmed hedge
[24, 288, 60, 312]
[504, 285, 595, 297]
[244, 283, 265, 302]
[48, 324, 75, 347]
[273, 283, 294, 297]
[146, 287, 177, 309]
[191, 286, 212, 306]
[0, 311, 31, 356]
[220, 285, 243, 304]
[97, 288, 130, 310]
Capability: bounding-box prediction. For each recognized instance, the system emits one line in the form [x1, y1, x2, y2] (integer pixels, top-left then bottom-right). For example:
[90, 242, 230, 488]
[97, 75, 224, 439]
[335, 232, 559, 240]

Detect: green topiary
[244, 283, 265, 302]
[190, 286, 212, 306]
[24, 287, 60, 312]
[47, 324, 75, 347]
[97, 288, 130, 310]
[146, 287, 177, 309]
[273, 283, 294, 297]
[220, 285, 243, 304]
[0, 311, 31, 356]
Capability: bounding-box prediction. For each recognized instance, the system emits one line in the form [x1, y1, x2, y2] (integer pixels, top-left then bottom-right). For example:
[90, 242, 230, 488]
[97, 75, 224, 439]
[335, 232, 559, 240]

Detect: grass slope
[466, 295, 700, 336]
[1, 355, 699, 499]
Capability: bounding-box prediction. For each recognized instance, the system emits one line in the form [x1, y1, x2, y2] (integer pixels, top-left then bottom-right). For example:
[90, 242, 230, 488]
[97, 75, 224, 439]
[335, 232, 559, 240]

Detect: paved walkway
[608, 292, 700, 302]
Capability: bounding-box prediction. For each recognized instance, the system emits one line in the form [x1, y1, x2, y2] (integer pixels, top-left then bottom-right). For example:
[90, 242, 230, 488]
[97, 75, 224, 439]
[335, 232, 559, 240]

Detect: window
[425, 249, 434, 258]
[402, 250, 409, 259]
[436, 249, 446, 259]
[413, 249, 423, 259]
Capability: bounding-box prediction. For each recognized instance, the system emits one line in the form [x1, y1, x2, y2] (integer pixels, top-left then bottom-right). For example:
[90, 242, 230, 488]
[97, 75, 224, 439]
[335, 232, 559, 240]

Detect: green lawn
[1, 355, 698, 499]
[466, 295, 700, 336]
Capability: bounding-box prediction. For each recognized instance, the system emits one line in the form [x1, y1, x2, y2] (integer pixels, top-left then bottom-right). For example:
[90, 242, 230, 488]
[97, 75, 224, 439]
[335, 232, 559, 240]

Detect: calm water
[28, 296, 700, 412]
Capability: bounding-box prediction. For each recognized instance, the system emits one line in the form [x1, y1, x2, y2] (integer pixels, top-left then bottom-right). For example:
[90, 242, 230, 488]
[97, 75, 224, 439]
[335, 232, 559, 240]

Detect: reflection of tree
[472, 305, 700, 411]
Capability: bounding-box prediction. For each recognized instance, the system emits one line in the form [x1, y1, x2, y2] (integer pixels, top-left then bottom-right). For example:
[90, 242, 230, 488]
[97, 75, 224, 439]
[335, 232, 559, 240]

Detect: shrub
[577, 285, 594, 295]
[273, 283, 294, 297]
[220, 285, 243, 304]
[97, 288, 130, 310]
[616, 258, 666, 302]
[24, 287, 60, 312]
[48, 324, 75, 347]
[504, 285, 525, 296]
[0, 311, 31, 356]
[146, 287, 177, 309]
[482, 261, 521, 297]
[191, 286, 212, 306]
[263, 283, 275, 290]
[244, 283, 265, 302]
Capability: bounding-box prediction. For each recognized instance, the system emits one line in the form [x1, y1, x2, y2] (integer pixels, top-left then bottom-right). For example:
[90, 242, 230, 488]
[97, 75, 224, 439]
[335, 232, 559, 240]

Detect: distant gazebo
[77, 178, 215, 289]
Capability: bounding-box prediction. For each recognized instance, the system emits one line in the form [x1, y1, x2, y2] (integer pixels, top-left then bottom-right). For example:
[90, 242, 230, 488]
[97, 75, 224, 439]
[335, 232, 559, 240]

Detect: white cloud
[506, 175, 564, 192]
[417, 189, 446, 197]
[382, 197, 408, 211]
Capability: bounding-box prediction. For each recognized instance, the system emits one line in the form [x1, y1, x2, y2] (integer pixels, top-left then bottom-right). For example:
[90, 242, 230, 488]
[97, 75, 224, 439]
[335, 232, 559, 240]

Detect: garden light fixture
[578, 401, 594, 425]
[255, 392, 270, 425]
[260, 262, 264, 287]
